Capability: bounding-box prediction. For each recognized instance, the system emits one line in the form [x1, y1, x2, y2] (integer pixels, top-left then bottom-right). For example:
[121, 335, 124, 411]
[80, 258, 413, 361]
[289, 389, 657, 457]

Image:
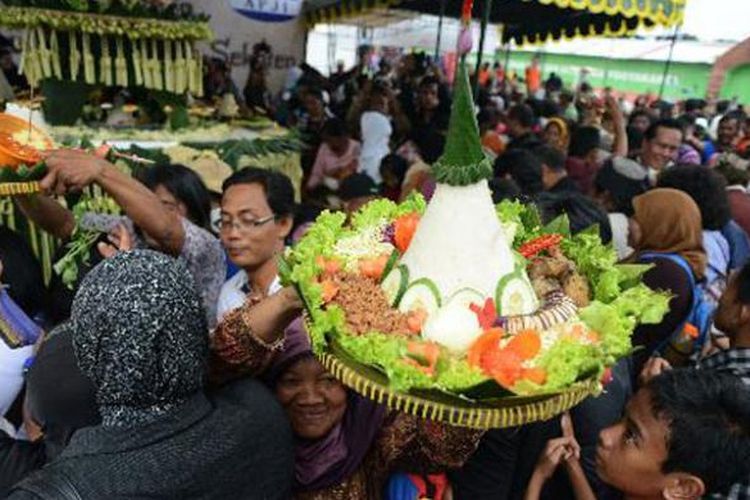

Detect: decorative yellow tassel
[130, 36, 143, 86]
[184, 40, 196, 94]
[195, 47, 204, 97]
[174, 40, 186, 93]
[36, 27, 52, 79]
[68, 31, 81, 81]
[114, 36, 128, 87]
[50, 30, 62, 79]
[27, 28, 43, 87]
[140, 38, 152, 89]
[100, 36, 113, 86]
[151, 39, 163, 90]
[163, 39, 174, 92]
[82, 33, 95, 84]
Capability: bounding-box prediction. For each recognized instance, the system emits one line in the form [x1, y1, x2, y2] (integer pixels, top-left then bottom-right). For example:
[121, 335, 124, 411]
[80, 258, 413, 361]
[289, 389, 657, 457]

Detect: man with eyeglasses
[216, 168, 296, 321]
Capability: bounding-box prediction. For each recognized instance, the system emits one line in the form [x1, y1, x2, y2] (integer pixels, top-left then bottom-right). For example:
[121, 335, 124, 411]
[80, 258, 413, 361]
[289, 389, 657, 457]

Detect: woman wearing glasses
[216, 167, 296, 321]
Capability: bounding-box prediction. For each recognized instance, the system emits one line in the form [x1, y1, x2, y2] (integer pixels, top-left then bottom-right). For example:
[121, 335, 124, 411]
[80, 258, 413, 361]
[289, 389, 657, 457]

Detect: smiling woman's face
[275, 357, 348, 440]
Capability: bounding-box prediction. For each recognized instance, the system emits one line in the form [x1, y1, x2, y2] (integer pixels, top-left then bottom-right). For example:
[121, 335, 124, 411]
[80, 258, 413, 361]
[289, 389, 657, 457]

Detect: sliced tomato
[394, 213, 420, 253]
[467, 328, 503, 368]
[481, 348, 523, 388]
[407, 308, 428, 334]
[316, 256, 342, 276]
[405, 341, 441, 376]
[505, 330, 542, 361]
[521, 367, 548, 385]
[359, 254, 390, 280]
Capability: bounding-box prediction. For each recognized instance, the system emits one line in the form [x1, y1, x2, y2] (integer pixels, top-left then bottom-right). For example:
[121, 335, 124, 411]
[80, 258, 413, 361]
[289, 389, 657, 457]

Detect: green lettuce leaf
[350, 193, 427, 231]
[436, 357, 488, 392]
[538, 340, 604, 390]
[579, 302, 636, 359]
[579, 285, 670, 358]
[336, 333, 434, 391]
[496, 199, 542, 246]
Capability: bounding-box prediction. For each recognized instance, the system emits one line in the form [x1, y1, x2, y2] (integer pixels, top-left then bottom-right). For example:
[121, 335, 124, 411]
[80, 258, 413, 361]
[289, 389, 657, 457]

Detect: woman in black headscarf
[8, 250, 293, 499]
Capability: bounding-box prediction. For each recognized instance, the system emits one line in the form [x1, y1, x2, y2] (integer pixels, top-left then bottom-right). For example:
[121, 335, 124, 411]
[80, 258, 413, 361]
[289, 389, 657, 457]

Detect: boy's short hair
[648, 369, 750, 495]
[644, 118, 683, 141]
[533, 144, 566, 172]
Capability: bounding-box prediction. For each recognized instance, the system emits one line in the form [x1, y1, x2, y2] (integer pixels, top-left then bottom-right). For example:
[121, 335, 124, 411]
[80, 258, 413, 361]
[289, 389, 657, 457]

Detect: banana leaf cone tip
[432, 57, 493, 186]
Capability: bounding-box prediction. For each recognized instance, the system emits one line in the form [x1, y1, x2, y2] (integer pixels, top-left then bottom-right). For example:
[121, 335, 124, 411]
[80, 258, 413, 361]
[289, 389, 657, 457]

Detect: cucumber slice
[379, 249, 400, 284]
[447, 287, 486, 310]
[495, 272, 538, 316]
[398, 278, 442, 315]
[381, 265, 409, 307]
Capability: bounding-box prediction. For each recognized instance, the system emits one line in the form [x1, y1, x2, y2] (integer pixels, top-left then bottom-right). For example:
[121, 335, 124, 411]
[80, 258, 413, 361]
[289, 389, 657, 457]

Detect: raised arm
[41, 149, 184, 256]
[210, 287, 302, 383]
[605, 95, 628, 158]
[14, 194, 75, 241]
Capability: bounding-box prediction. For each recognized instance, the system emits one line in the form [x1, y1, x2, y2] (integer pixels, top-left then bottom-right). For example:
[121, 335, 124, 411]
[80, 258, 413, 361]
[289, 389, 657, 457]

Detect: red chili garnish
[518, 234, 564, 259]
[470, 298, 497, 330]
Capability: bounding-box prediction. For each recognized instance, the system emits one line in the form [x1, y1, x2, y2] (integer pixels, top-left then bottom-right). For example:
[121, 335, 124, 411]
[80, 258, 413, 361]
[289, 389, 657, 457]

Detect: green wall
[720, 64, 750, 102]
[496, 50, 712, 100]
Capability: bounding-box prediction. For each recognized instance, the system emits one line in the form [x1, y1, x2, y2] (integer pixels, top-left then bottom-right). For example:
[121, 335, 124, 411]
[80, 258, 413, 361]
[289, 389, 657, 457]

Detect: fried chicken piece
[531, 276, 562, 299]
[528, 255, 574, 280]
[562, 272, 591, 308]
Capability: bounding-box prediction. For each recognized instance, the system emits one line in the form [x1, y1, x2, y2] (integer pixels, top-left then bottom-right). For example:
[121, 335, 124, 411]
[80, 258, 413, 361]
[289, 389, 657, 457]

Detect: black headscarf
[70, 250, 208, 428]
[26, 323, 100, 459]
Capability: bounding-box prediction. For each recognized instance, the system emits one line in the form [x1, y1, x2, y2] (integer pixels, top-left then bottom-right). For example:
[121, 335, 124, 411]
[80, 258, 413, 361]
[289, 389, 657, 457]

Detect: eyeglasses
[219, 214, 276, 233]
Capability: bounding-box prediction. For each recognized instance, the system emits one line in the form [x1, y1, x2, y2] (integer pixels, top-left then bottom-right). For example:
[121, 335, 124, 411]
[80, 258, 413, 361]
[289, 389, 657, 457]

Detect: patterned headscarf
[71, 250, 208, 428]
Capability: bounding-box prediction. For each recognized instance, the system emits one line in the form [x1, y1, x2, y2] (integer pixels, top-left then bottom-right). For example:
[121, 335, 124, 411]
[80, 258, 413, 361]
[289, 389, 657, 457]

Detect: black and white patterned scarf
[71, 250, 208, 428]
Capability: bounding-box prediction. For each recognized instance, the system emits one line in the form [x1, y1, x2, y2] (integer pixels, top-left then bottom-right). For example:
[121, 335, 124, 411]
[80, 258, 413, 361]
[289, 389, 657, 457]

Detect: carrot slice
[467, 328, 503, 368]
[407, 308, 428, 334]
[405, 341, 441, 376]
[394, 213, 420, 253]
[521, 367, 548, 385]
[482, 349, 523, 388]
[359, 254, 390, 280]
[505, 330, 542, 360]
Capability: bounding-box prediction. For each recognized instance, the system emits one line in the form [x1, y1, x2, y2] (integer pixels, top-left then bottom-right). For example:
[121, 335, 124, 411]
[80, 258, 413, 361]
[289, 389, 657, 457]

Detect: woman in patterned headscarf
[8, 250, 293, 499]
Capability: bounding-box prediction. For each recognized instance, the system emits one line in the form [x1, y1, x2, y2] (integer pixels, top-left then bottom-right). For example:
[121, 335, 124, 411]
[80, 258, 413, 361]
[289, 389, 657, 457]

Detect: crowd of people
[1, 49, 750, 499]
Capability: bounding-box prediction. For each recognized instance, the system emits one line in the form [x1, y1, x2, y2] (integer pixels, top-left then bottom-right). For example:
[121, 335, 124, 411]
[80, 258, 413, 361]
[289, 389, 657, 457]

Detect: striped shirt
[700, 348, 750, 500]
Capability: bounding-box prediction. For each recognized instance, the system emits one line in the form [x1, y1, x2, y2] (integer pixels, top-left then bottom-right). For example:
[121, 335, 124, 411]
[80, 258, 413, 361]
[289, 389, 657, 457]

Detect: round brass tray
[313, 331, 599, 429]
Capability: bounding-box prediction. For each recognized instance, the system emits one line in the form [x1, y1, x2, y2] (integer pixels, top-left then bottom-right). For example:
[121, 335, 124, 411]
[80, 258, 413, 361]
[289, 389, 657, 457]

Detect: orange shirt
[478, 68, 491, 87]
[482, 131, 505, 159]
[526, 65, 541, 93]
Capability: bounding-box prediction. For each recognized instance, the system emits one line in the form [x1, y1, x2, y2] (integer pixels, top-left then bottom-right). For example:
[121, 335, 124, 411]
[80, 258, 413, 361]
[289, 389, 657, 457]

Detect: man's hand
[40, 149, 110, 195]
[604, 95, 624, 126]
[97, 223, 134, 259]
[639, 357, 672, 386]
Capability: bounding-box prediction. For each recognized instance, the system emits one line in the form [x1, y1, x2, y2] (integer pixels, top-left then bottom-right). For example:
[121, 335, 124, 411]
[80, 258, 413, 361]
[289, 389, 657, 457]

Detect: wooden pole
[474, 0, 493, 100]
[434, 0, 447, 60]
